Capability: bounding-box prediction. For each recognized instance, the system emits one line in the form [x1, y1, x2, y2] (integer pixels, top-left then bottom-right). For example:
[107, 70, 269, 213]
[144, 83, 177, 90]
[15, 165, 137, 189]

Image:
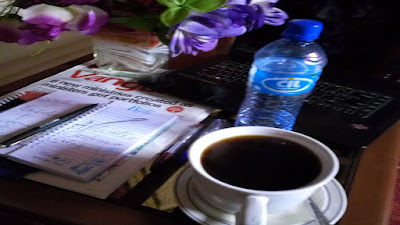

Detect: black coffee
[201, 135, 322, 191]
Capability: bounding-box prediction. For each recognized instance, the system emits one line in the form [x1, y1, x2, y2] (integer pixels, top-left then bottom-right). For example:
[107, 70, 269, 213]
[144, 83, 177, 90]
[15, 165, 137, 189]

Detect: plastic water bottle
[234, 19, 327, 130]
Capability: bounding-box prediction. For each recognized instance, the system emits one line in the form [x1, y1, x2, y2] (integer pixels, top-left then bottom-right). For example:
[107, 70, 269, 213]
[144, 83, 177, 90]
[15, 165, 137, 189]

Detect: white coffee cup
[188, 126, 339, 225]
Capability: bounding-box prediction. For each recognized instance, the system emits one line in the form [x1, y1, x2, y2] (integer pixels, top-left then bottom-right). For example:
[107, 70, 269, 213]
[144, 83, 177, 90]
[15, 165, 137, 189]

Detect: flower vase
[91, 25, 170, 77]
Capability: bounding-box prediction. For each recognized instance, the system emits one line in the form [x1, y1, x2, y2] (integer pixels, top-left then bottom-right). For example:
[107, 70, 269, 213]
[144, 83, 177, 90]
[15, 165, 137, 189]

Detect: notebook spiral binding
[0, 92, 24, 105]
[24, 101, 113, 147]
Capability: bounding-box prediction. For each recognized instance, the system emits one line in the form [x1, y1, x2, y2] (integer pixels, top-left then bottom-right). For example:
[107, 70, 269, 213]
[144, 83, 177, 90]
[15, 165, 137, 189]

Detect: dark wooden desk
[0, 57, 399, 225]
[341, 120, 400, 225]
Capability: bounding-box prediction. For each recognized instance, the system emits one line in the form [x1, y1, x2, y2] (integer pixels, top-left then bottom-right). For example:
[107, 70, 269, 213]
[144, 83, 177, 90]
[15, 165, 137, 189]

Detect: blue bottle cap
[282, 19, 324, 41]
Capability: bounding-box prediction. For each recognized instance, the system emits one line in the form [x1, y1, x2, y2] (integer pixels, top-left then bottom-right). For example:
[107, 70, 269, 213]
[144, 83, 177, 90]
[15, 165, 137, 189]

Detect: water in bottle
[234, 19, 328, 130]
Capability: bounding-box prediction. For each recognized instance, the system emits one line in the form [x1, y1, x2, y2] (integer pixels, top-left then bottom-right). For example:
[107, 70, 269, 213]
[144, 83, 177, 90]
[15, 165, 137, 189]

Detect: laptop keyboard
[201, 59, 249, 84]
[179, 58, 393, 119]
[305, 82, 392, 118]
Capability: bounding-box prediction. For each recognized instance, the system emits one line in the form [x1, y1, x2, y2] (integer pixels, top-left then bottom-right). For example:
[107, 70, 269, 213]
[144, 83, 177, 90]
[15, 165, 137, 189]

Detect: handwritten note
[0, 91, 108, 143]
[7, 96, 177, 182]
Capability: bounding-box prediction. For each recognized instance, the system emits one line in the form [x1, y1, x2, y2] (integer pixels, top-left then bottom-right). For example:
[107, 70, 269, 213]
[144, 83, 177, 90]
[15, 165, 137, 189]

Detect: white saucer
[175, 166, 347, 225]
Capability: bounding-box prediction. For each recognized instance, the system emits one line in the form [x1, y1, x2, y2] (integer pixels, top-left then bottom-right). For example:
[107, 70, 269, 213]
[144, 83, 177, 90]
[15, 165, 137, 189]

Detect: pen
[197, 118, 230, 137]
[150, 119, 230, 171]
[179, 119, 230, 162]
[0, 104, 98, 148]
[150, 123, 205, 171]
[120, 118, 230, 205]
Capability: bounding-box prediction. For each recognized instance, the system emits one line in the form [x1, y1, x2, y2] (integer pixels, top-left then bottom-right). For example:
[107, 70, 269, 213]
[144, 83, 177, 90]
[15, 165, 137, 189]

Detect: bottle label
[249, 57, 323, 95]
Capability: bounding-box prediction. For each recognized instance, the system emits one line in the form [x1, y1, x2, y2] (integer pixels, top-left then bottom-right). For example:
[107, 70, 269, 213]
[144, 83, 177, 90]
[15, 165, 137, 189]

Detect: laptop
[138, 24, 400, 190]
[138, 47, 399, 191]
[137, 1, 399, 192]
[139, 43, 399, 149]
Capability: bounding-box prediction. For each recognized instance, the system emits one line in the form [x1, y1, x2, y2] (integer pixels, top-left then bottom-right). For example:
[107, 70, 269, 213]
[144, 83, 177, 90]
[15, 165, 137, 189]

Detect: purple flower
[226, 0, 251, 5]
[66, 5, 109, 34]
[15, 4, 73, 44]
[169, 4, 264, 57]
[20, 4, 75, 25]
[18, 0, 101, 8]
[18, 24, 65, 44]
[0, 4, 109, 45]
[262, 6, 288, 26]
[169, 0, 288, 57]
[169, 20, 220, 57]
[0, 17, 64, 45]
[225, 4, 265, 31]
[169, 9, 247, 57]
[189, 10, 248, 37]
[228, 0, 288, 26]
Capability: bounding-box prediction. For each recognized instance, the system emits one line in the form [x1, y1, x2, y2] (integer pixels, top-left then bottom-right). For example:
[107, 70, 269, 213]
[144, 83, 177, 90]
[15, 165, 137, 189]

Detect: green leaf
[188, 0, 226, 12]
[109, 16, 161, 32]
[160, 7, 190, 27]
[172, 0, 189, 6]
[157, 0, 187, 7]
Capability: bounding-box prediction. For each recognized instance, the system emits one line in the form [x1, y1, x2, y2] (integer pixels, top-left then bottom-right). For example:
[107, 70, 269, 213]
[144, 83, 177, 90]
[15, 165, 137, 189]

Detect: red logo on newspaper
[167, 106, 184, 113]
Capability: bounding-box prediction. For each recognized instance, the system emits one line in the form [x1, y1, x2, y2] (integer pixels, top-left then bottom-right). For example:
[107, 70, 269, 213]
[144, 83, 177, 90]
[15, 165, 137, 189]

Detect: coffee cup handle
[236, 195, 269, 225]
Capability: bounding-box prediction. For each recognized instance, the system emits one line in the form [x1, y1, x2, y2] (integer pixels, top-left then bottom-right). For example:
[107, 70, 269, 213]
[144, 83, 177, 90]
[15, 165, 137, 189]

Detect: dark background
[236, 0, 400, 92]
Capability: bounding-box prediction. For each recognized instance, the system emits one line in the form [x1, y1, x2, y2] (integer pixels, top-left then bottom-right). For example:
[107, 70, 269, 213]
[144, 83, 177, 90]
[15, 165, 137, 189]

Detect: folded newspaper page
[0, 63, 213, 199]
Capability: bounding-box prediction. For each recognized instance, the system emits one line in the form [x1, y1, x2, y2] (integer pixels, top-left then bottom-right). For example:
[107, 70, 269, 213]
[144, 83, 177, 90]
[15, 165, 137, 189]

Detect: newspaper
[0, 63, 213, 199]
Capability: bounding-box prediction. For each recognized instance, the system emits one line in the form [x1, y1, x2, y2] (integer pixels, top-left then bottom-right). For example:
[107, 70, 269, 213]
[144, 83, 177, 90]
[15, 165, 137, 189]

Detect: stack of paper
[0, 64, 212, 198]
[0, 91, 177, 182]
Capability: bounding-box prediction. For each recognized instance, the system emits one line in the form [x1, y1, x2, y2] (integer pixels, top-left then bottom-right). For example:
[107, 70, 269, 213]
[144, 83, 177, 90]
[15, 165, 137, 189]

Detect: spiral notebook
[0, 91, 48, 113]
[3, 92, 177, 182]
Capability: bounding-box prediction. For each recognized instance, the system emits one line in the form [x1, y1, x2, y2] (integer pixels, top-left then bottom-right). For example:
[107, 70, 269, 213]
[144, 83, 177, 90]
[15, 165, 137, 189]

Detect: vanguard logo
[70, 70, 155, 92]
[261, 78, 314, 93]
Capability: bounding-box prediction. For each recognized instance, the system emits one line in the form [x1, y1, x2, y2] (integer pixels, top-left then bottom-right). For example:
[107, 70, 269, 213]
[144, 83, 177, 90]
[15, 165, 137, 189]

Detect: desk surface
[0, 57, 399, 225]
